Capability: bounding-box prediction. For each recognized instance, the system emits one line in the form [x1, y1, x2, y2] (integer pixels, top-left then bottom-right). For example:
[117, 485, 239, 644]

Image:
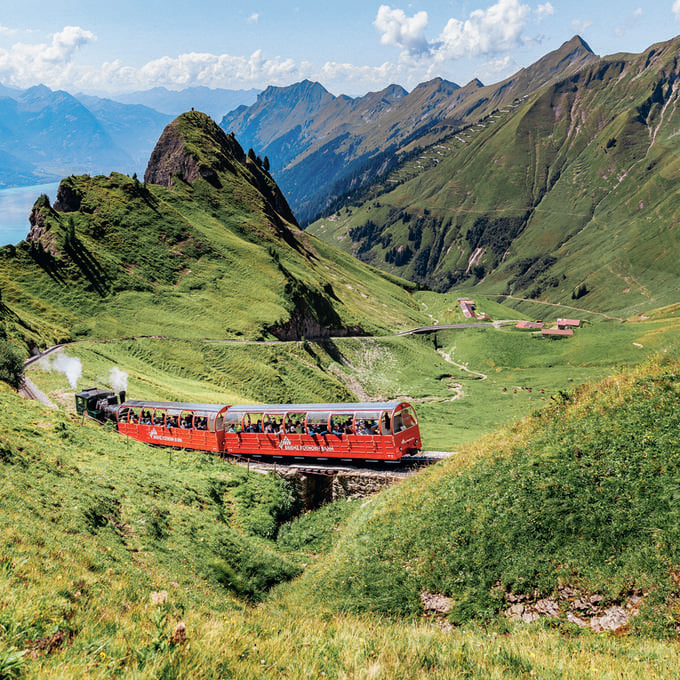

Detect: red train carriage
[222, 401, 421, 460]
[116, 400, 227, 453]
[114, 399, 421, 461]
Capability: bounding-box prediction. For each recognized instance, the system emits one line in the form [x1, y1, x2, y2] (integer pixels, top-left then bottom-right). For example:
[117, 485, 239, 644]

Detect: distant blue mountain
[0, 83, 257, 189]
[0, 84, 134, 185]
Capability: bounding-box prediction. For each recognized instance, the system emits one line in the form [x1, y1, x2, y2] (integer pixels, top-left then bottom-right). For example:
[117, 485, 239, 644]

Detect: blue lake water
[0, 182, 60, 246]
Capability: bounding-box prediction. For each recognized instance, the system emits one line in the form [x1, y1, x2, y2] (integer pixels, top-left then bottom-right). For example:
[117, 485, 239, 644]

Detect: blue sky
[1, 0, 679, 96]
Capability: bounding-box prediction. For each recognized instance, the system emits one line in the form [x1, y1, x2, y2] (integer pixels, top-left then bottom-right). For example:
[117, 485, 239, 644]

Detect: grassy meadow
[4, 349, 680, 678]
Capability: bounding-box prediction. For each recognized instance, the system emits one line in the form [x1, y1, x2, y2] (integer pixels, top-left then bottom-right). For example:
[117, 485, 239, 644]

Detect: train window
[306, 412, 331, 435]
[214, 413, 224, 432]
[262, 412, 285, 434]
[283, 412, 305, 434]
[392, 406, 417, 432]
[179, 410, 194, 429]
[128, 407, 140, 424]
[242, 413, 263, 433]
[355, 411, 380, 435]
[117, 406, 132, 423]
[329, 412, 353, 435]
[164, 408, 181, 429]
[153, 408, 167, 426]
[224, 412, 242, 433]
[380, 411, 391, 435]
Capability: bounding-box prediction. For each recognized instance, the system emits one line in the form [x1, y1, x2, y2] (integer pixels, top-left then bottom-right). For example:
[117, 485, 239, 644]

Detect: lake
[0, 182, 61, 247]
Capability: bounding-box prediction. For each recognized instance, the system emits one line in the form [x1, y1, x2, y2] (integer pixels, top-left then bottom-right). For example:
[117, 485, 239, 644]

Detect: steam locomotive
[75, 387, 422, 461]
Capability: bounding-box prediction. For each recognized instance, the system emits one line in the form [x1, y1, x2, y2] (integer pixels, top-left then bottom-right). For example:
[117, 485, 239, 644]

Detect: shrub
[0, 341, 25, 390]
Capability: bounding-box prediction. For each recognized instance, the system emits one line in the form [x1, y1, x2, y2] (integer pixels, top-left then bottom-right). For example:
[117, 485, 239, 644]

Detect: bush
[0, 341, 25, 390]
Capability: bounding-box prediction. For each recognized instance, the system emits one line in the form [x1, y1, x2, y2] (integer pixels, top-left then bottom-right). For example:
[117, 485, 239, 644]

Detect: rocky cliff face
[144, 110, 298, 227]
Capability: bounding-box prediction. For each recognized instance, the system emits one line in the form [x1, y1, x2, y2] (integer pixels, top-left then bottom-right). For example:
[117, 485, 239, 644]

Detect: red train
[76, 389, 422, 461]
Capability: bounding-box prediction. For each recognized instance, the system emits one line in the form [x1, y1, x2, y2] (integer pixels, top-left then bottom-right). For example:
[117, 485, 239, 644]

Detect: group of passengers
[122, 409, 207, 430]
[226, 416, 382, 436]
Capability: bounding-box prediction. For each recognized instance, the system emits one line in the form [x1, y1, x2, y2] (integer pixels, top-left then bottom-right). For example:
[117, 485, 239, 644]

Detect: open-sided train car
[76, 389, 422, 460]
[89, 397, 420, 460]
[221, 401, 421, 460]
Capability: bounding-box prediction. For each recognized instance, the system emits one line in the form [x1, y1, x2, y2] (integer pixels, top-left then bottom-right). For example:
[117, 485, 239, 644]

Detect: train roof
[224, 401, 413, 414]
[121, 400, 227, 413]
[119, 400, 414, 414]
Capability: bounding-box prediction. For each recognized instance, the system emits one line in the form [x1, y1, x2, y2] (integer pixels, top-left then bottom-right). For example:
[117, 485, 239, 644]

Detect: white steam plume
[44, 352, 82, 389]
[109, 366, 128, 393]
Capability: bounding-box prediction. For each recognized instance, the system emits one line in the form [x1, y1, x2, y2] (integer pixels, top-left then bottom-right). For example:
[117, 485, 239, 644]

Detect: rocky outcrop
[504, 587, 644, 632]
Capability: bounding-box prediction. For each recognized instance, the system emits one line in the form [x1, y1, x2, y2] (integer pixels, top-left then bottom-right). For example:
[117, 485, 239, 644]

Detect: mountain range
[0, 86, 259, 187]
[220, 37, 598, 224]
[298, 34, 680, 317]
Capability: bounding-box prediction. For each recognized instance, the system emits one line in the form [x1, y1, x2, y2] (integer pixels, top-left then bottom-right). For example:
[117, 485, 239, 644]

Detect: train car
[116, 400, 227, 454]
[222, 401, 420, 461]
[78, 390, 422, 461]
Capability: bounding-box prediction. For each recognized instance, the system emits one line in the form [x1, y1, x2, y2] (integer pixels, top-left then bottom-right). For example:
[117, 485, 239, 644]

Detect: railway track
[221, 451, 453, 476]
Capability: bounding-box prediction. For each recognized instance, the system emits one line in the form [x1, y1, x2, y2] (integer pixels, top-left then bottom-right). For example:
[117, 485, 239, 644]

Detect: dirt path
[437, 348, 488, 381]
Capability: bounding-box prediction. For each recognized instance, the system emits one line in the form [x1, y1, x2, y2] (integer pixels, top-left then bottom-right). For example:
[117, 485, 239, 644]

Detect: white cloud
[0, 26, 95, 88]
[435, 0, 532, 61]
[674, 0, 680, 20]
[536, 3, 555, 20]
[0, 24, 17, 37]
[374, 5, 430, 55]
[247, 13, 260, 24]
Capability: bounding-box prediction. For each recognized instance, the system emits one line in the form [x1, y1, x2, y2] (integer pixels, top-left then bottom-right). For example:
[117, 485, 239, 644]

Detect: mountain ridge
[220, 36, 598, 224]
[306, 33, 680, 317]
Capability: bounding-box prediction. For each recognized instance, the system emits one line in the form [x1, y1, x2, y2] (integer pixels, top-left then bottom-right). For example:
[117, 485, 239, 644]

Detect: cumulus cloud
[0, 25, 95, 88]
[374, 5, 430, 55]
[374, 0, 546, 67]
[536, 3, 555, 20]
[673, 0, 680, 20]
[247, 13, 260, 24]
[435, 0, 532, 61]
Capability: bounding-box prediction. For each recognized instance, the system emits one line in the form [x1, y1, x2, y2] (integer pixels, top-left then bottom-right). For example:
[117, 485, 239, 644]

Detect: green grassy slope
[291, 354, 680, 636]
[3, 356, 680, 678]
[308, 36, 680, 318]
[0, 112, 424, 352]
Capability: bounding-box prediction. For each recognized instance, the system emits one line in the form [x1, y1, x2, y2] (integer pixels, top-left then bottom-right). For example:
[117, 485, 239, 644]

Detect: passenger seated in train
[330, 419, 343, 436]
[141, 411, 152, 425]
[167, 415, 179, 429]
[195, 417, 207, 430]
[181, 415, 192, 429]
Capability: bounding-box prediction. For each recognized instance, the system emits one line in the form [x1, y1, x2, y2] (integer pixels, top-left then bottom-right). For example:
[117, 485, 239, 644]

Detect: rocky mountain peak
[144, 110, 245, 187]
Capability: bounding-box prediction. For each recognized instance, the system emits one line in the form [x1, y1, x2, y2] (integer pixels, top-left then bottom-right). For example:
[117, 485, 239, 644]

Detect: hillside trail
[437, 348, 488, 381]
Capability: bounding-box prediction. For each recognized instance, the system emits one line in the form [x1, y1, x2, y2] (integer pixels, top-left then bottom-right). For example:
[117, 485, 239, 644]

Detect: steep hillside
[221, 37, 597, 223]
[309, 35, 680, 317]
[0, 111, 424, 351]
[4, 365, 680, 678]
[293, 355, 680, 635]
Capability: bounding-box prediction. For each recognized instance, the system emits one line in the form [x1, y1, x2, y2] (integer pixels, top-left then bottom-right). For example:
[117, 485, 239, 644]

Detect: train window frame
[262, 412, 286, 434]
[282, 411, 306, 434]
[305, 411, 331, 435]
[354, 411, 381, 435]
[392, 405, 418, 432]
